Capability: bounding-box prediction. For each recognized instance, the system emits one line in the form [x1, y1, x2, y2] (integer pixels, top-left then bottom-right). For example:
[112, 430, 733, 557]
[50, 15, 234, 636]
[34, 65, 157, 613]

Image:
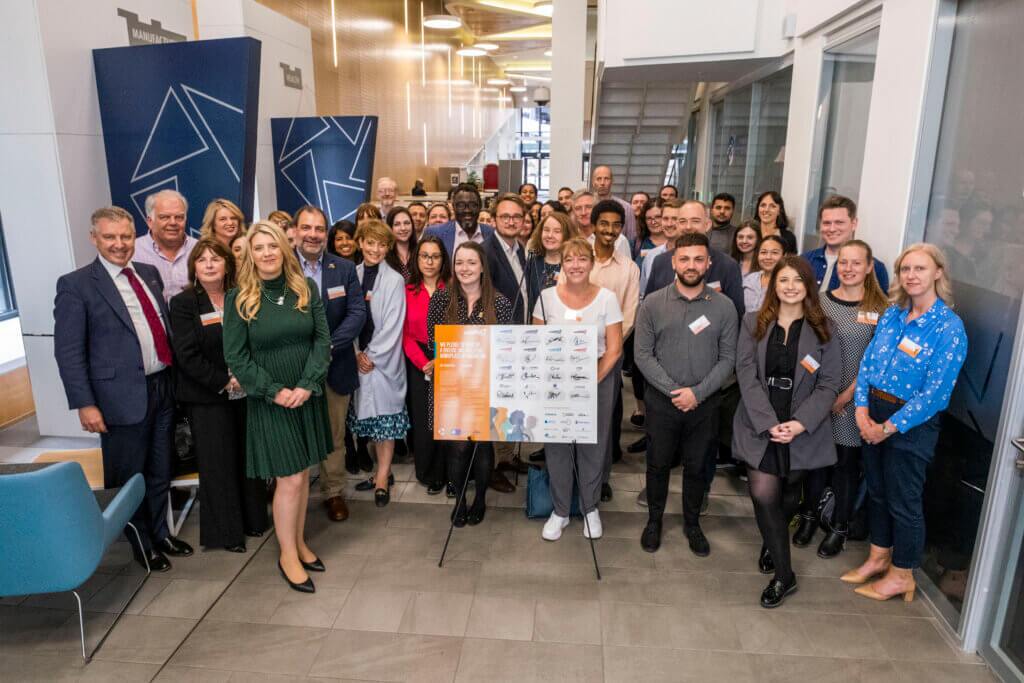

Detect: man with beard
[708, 193, 738, 253]
[423, 183, 495, 261]
[293, 205, 367, 521]
[633, 232, 737, 555]
[407, 201, 428, 238]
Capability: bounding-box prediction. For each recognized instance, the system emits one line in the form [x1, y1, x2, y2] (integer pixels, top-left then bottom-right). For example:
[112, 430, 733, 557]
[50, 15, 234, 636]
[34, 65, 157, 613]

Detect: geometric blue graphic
[271, 115, 378, 224]
[93, 38, 261, 235]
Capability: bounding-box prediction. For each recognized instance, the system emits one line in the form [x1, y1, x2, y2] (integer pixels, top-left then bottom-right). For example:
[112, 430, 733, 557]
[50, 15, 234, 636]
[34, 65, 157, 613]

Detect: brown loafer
[489, 470, 515, 494]
[324, 496, 349, 522]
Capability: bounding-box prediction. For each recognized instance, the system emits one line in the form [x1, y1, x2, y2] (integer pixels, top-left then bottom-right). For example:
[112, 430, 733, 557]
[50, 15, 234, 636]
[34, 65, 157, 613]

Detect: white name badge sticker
[689, 315, 711, 335]
[800, 354, 820, 374]
[563, 308, 582, 322]
[707, 281, 722, 292]
[898, 337, 922, 358]
[327, 285, 346, 300]
[200, 312, 222, 327]
[857, 310, 879, 326]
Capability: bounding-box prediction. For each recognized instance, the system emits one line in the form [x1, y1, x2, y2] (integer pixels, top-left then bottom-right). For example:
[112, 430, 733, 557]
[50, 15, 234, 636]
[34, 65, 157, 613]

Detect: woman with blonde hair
[200, 198, 245, 248]
[843, 243, 967, 602]
[526, 211, 576, 318]
[222, 221, 333, 593]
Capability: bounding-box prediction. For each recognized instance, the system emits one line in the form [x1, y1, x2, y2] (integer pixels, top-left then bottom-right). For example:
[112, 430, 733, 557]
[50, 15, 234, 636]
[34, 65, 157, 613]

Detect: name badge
[898, 337, 922, 358]
[563, 308, 582, 322]
[707, 280, 722, 292]
[857, 310, 879, 326]
[365, 290, 373, 302]
[800, 354, 820, 374]
[200, 312, 222, 327]
[327, 285, 346, 300]
[689, 315, 711, 335]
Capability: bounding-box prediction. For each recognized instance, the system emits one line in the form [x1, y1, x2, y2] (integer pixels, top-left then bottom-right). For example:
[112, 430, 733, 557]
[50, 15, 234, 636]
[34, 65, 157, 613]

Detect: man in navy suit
[422, 182, 494, 261]
[293, 205, 367, 522]
[54, 207, 193, 572]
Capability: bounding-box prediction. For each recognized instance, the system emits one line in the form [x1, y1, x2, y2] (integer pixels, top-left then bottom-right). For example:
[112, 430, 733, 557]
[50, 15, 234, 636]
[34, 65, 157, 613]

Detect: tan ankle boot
[840, 544, 892, 584]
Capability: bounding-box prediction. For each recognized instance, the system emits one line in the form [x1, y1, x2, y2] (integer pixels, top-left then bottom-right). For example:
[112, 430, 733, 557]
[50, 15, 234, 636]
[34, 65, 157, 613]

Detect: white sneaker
[542, 513, 569, 541]
[582, 509, 603, 539]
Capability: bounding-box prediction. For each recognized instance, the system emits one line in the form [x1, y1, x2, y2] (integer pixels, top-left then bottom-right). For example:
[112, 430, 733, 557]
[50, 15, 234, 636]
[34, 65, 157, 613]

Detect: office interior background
[1, 0, 1024, 680]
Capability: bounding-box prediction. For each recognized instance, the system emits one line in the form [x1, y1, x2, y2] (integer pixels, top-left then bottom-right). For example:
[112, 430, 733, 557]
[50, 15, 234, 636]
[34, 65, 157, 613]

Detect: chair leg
[127, 522, 151, 575]
[72, 590, 88, 662]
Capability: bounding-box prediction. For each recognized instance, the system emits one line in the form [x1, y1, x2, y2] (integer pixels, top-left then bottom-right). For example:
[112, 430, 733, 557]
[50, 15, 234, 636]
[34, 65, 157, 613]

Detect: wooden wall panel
[256, 0, 512, 194]
[0, 365, 35, 428]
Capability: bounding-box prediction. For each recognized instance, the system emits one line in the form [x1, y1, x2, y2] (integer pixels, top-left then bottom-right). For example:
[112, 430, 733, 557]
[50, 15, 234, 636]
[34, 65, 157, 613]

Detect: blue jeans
[862, 393, 940, 569]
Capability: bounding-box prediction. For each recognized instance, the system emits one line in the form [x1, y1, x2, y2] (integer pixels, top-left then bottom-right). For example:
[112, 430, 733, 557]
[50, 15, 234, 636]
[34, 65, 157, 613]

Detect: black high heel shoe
[301, 556, 325, 572]
[278, 561, 315, 594]
[758, 546, 775, 575]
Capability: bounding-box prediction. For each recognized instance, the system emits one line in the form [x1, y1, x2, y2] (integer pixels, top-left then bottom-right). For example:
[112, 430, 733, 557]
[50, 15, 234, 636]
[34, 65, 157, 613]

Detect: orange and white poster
[433, 324, 598, 444]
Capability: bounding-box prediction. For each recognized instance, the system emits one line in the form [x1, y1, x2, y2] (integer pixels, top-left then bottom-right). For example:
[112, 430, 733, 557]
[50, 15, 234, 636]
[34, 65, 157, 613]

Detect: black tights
[798, 445, 863, 526]
[749, 469, 806, 582]
[447, 441, 493, 512]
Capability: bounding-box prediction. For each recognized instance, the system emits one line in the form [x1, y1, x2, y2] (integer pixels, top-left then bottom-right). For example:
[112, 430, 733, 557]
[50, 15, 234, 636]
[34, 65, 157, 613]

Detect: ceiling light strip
[330, 0, 338, 68]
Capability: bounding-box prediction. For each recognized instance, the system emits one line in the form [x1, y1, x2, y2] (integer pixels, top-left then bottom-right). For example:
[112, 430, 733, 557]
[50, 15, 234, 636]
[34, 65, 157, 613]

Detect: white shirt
[586, 232, 632, 263]
[98, 256, 168, 375]
[534, 287, 623, 357]
[821, 252, 838, 292]
[453, 224, 486, 253]
[497, 235, 527, 311]
[640, 243, 667, 295]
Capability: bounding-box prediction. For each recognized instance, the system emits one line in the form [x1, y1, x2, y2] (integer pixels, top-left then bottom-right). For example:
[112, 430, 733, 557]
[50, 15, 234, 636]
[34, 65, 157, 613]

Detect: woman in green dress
[223, 221, 333, 594]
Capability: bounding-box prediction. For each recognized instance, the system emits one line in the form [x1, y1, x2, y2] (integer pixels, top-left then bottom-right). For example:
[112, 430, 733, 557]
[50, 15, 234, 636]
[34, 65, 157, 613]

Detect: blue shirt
[297, 250, 324, 291]
[802, 246, 890, 292]
[854, 299, 968, 432]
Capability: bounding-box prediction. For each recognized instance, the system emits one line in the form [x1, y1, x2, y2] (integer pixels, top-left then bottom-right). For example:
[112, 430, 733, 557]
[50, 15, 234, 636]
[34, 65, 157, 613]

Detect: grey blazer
[732, 312, 841, 471]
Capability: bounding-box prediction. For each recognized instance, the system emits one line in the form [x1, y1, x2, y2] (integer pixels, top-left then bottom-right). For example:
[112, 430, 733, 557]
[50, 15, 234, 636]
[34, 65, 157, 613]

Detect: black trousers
[447, 441, 494, 508]
[645, 389, 720, 527]
[406, 358, 444, 486]
[100, 370, 174, 550]
[188, 400, 268, 548]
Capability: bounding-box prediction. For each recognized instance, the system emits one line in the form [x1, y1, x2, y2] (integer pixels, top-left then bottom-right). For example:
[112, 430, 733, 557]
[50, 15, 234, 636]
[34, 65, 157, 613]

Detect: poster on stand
[433, 324, 598, 444]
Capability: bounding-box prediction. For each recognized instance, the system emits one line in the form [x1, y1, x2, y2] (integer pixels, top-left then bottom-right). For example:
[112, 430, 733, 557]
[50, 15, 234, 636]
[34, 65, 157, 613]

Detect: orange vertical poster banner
[433, 325, 491, 441]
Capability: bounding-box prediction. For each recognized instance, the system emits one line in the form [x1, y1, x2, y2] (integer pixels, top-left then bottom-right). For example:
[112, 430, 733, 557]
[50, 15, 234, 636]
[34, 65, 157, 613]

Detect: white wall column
[549, 0, 588, 190]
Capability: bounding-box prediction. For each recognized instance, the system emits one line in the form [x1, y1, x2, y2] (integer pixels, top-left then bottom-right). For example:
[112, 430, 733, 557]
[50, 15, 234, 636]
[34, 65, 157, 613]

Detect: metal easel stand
[570, 439, 601, 580]
[438, 438, 480, 568]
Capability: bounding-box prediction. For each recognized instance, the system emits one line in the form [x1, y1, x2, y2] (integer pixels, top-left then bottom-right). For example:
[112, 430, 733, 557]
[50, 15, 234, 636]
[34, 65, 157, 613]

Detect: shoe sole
[761, 584, 798, 609]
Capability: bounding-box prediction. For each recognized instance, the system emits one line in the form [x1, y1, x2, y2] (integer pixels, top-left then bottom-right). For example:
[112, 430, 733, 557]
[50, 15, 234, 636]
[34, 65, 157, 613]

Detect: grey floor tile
[84, 574, 170, 615]
[398, 591, 473, 637]
[455, 638, 602, 682]
[33, 609, 118, 657]
[269, 587, 350, 628]
[0, 605, 78, 653]
[464, 595, 535, 641]
[600, 602, 741, 650]
[21, 573, 115, 611]
[597, 566, 711, 606]
[205, 581, 289, 624]
[533, 598, 602, 645]
[890, 660, 999, 682]
[731, 607, 817, 655]
[76, 659, 163, 682]
[92, 614, 197, 664]
[154, 665, 235, 681]
[603, 646, 756, 682]
[308, 629, 463, 682]
[142, 579, 230, 619]
[746, 653, 899, 682]
[475, 559, 600, 602]
[351, 557, 481, 594]
[333, 589, 413, 632]
[796, 612, 889, 659]
[866, 615, 960, 662]
[170, 620, 328, 675]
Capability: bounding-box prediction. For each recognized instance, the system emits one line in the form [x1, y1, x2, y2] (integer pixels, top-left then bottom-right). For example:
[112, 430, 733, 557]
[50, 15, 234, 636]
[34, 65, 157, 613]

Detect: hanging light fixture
[423, 2, 462, 30]
[456, 46, 487, 57]
[487, 77, 513, 85]
[475, 42, 499, 51]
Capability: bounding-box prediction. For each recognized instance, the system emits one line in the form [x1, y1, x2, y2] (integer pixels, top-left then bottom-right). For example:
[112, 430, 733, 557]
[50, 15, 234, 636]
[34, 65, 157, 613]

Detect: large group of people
[54, 169, 967, 609]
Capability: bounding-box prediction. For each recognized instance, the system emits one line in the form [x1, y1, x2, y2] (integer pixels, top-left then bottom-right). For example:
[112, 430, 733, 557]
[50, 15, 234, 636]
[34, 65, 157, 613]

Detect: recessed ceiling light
[487, 78, 513, 85]
[509, 85, 527, 92]
[456, 47, 487, 57]
[475, 43, 499, 51]
[423, 14, 462, 29]
[543, 49, 552, 57]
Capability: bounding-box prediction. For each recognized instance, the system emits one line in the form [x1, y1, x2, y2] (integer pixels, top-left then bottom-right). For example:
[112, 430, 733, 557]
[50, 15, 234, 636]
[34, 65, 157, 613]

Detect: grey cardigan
[732, 312, 841, 471]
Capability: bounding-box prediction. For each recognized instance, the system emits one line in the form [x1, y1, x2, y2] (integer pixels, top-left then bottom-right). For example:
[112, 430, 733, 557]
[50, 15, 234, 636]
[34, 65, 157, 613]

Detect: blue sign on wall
[93, 38, 261, 235]
[270, 116, 378, 224]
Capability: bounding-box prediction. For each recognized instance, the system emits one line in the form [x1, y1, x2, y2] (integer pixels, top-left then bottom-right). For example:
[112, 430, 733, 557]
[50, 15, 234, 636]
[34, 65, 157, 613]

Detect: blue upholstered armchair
[0, 462, 149, 661]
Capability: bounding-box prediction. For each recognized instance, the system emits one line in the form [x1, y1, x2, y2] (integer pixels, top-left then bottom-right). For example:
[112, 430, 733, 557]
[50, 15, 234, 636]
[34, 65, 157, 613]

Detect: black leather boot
[792, 513, 819, 547]
[817, 523, 848, 558]
[758, 545, 774, 575]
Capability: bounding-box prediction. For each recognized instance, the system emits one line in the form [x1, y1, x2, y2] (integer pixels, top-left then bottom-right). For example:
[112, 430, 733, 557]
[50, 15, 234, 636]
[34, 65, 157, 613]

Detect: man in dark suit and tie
[54, 206, 193, 571]
[293, 205, 367, 522]
[422, 183, 494, 261]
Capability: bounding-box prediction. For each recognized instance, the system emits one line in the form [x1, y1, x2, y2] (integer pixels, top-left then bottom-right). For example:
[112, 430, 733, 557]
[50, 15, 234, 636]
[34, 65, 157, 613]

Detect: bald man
[591, 165, 637, 245]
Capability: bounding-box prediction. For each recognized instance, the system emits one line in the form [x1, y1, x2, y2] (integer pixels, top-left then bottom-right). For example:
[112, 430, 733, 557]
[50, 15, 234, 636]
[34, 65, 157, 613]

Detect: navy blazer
[422, 220, 495, 262]
[54, 258, 169, 426]
[482, 234, 528, 324]
[317, 252, 367, 396]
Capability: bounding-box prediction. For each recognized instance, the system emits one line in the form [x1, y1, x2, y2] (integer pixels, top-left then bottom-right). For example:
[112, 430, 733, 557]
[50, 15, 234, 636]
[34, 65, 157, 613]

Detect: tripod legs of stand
[569, 440, 602, 580]
[438, 441, 479, 568]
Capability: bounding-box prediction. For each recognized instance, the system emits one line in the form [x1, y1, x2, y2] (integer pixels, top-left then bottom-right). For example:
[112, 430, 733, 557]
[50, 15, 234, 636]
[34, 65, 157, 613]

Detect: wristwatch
[881, 422, 894, 435]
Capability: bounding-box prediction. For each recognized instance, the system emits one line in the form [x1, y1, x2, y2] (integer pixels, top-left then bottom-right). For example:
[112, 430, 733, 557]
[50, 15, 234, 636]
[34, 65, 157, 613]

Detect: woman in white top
[742, 235, 786, 312]
[532, 237, 623, 542]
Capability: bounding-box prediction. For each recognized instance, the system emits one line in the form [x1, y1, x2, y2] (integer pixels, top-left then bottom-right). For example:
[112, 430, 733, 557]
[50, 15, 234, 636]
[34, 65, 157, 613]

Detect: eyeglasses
[497, 214, 525, 223]
[418, 253, 442, 261]
[453, 202, 481, 211]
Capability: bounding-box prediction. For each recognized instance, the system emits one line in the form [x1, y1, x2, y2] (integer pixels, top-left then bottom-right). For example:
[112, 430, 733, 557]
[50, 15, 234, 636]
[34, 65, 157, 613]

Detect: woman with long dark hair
[402, 235, 450, 493]
[730, 219, 761, 276]
[427, 241, 513, 525]
[733, 255, 841, 607]
[386, 206, 418, 281]
[755, 191, 797, 254]
[741, 235, 786, 312]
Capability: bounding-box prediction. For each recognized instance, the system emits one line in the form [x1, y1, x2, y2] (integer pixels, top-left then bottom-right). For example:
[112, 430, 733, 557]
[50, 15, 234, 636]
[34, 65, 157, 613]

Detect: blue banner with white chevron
[270, 116, 379, 224]
[93, 37, 261, 235]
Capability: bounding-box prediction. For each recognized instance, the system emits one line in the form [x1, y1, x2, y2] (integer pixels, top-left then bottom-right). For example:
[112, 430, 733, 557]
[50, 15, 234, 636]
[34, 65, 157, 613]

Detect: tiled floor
[0, 416, 999, 682]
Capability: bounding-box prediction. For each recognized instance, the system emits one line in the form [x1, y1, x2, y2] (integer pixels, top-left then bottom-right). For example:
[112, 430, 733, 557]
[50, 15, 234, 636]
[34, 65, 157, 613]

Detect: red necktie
[121, 268, 173, 366]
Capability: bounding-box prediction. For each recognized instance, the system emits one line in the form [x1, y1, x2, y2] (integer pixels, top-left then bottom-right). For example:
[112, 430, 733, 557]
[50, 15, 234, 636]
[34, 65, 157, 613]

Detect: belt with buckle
[766, 376, 793, 390]
[870, 387, 905, 406]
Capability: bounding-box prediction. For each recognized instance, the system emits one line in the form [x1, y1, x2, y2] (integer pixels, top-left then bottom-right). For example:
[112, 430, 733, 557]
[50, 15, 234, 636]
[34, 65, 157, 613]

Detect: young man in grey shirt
[634, 232, 738, 555]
